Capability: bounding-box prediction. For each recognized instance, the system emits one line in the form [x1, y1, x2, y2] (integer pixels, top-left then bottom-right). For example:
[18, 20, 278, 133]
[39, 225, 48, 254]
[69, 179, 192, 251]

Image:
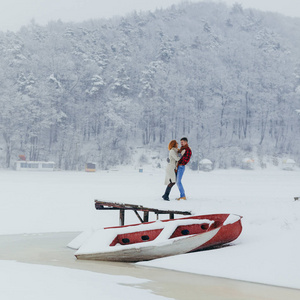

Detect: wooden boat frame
[94, 200, 192, 225]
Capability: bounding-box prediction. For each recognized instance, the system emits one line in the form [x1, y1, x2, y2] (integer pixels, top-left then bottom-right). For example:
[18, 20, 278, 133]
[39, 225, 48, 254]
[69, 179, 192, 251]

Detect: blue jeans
[176, 165, 185, 197]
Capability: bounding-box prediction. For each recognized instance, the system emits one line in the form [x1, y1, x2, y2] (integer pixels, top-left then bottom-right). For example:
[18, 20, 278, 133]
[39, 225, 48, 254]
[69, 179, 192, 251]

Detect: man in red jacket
[176, 137, 192, 200]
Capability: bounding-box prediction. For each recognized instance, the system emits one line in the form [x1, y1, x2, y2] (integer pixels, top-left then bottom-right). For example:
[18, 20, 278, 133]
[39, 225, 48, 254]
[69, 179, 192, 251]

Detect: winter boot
[162, 186, 172, 201]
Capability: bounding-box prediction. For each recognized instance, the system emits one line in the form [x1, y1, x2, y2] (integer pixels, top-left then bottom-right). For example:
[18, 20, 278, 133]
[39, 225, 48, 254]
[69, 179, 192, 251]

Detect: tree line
[0, 2, 300, 169]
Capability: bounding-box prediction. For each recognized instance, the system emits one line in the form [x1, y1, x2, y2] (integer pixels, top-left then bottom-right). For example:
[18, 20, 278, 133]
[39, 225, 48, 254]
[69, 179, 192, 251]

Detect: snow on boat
[71, 214, 242, 262]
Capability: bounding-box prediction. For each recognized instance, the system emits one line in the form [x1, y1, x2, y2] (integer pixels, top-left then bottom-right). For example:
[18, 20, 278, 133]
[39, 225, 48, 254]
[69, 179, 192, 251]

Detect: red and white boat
[70, 213, 242, 262]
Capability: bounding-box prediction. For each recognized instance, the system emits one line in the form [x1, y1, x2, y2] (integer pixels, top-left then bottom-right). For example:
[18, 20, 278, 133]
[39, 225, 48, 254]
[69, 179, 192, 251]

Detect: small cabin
[282, 158, 296, 171]
[241, 158, 254, 170]
[85, 162, 96, 172]
[14, 161, 55, 171]
[199, 159, 213, 171]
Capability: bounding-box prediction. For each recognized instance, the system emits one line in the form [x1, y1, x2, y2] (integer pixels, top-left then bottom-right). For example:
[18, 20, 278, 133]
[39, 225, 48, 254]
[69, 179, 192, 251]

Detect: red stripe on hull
[105, 214, 242, 250]
[110, 229, 163, 246]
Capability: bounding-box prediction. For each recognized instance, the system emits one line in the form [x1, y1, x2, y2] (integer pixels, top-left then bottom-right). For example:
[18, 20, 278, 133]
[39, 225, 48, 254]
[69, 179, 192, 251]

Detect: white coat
[164, 148, 184, 185]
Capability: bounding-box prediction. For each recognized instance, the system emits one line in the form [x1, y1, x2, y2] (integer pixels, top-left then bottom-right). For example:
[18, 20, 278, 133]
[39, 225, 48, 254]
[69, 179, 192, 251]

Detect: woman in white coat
[162, 140, 185, 201]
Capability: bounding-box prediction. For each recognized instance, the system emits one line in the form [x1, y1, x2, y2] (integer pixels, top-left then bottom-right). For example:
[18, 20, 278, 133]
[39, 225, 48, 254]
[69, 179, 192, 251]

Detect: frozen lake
[0, 232, 299, 300]
[0, 167, 299, 298]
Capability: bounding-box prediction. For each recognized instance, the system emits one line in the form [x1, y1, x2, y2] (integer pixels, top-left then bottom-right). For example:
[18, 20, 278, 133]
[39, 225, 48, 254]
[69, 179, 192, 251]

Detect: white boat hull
[75, 228, 220, 262]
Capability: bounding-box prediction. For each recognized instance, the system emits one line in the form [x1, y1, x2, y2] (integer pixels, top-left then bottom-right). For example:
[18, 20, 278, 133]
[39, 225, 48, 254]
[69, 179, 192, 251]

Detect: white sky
[1, 0, 300, 32]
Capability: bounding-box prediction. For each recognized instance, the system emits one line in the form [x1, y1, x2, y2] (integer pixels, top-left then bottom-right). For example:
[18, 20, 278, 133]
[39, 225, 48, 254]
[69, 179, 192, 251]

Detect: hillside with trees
[0, 2, 300, 169]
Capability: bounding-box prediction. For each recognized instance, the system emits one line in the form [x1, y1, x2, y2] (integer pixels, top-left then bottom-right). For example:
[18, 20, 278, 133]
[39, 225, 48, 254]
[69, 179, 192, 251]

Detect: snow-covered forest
[1, 2, 300, 170]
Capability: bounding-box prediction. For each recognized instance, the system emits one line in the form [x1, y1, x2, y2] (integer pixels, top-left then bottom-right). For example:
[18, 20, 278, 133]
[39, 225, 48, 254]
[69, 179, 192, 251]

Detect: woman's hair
[168, 140, 178, 150]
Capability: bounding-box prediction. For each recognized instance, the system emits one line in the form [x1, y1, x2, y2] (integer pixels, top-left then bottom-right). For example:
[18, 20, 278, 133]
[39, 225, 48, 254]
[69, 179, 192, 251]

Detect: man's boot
[162, 186, 172, 201]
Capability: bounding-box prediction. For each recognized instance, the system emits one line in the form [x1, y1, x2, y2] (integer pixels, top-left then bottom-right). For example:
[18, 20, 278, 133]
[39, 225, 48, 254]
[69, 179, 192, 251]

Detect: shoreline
[0, 232, 299, 300]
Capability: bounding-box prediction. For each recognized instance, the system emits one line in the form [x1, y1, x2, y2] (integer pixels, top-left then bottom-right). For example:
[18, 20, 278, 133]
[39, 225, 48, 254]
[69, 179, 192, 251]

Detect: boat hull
[190, 216, 243, 252]
[170, 214, 243, 252]
[75, 228, 220, 262]
[74, 214, 242, 262]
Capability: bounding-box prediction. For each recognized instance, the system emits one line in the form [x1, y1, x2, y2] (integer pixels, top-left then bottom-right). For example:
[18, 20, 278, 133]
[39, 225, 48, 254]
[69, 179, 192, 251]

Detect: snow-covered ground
[0, 260, 168, 300]
[0, 166, 299, 296]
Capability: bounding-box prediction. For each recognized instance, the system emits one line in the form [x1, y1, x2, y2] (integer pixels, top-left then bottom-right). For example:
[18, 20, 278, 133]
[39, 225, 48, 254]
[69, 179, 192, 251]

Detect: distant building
[282, 158, 296, 171]
[85, 162, 96, 172]
[14, 161, 55, 171]
[199, 159, 213, 171]
[241, 158, 254, 170]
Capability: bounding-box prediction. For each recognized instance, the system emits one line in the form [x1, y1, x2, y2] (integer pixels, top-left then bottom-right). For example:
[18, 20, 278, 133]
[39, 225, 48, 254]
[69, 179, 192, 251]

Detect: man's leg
[176, 165, 185, 198]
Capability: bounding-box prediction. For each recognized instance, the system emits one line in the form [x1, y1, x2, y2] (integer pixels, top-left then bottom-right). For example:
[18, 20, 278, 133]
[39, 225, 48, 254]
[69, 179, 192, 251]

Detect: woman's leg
[162, 181, 175, 200]
[168, 182, 176, 189]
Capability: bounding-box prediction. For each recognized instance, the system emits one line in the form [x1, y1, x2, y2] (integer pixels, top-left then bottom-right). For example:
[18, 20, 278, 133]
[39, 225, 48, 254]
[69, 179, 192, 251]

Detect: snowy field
[0, 166, 300, 298]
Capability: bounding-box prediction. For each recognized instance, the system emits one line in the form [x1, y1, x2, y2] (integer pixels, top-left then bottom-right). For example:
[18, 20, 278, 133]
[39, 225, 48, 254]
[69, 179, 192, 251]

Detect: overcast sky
[1, 0, 300, 32]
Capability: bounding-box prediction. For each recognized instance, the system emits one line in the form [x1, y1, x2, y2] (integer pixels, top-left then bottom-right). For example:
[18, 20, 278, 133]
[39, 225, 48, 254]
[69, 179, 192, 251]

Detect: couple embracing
[162, 137, 192, 201]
